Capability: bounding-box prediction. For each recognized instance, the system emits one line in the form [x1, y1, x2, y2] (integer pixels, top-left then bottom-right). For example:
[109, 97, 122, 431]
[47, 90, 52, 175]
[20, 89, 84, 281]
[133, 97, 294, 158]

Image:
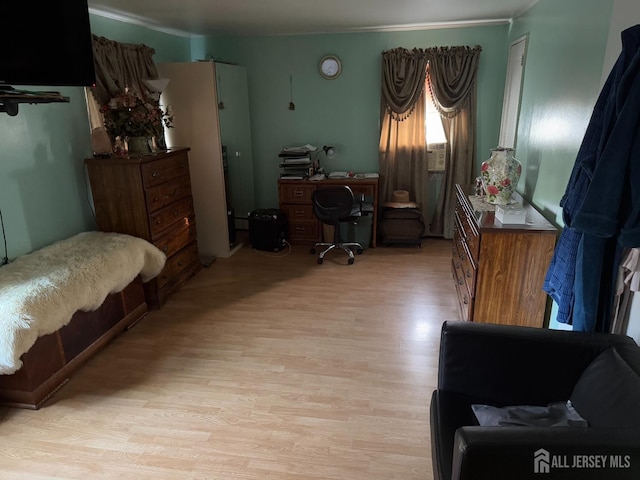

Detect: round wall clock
[319, 55, 342, 80]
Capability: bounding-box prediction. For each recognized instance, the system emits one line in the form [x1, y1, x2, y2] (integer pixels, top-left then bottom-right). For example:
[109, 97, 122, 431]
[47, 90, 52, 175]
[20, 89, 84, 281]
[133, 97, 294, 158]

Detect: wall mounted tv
[0, 0, 95, 88]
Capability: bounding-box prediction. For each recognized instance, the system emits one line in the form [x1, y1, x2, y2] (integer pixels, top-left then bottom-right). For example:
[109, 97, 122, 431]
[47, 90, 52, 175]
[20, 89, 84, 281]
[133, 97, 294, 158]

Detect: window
[425, 79, 447, 145]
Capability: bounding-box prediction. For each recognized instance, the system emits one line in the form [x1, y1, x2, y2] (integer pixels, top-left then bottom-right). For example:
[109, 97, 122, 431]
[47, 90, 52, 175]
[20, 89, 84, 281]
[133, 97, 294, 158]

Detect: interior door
[499, 35, 528, 149]
[216, 62, 256, 229]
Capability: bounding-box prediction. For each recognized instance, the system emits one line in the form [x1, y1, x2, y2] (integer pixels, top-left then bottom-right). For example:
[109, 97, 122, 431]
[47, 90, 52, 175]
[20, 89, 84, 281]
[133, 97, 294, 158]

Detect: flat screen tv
[0, 0, 95, 88]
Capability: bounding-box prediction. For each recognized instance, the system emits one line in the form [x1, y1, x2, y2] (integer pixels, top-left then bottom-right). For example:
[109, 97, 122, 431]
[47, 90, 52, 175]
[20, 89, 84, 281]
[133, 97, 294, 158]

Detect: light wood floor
[0, 238, 460, 480]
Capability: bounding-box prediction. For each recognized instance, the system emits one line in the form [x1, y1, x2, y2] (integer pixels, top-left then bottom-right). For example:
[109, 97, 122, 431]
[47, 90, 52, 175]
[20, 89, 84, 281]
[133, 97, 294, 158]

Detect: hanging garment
[544, 24, 640, 331]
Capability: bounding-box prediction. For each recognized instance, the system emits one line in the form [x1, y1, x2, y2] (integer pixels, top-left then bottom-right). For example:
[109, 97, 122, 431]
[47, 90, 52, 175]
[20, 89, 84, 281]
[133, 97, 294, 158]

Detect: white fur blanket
[0, 231, 166, 375]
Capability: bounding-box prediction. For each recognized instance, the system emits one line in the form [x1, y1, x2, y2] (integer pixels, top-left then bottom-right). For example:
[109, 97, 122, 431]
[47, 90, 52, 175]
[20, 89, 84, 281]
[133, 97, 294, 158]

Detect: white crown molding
[89, 8, 200, 38]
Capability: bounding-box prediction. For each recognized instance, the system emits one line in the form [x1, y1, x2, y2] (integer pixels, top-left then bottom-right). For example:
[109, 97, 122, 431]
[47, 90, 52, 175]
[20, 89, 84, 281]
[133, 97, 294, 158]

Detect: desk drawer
[288, 220, 319, 242]
[279, 183, 317, 203]
[281, 204, 315, 222]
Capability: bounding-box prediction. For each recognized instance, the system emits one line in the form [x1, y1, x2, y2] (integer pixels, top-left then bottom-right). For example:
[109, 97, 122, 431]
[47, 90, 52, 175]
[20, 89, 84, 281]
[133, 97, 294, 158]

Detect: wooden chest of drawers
[452, 184, 558, 327]
[85, 148, 201, 308]
[277, 178, 379, 246]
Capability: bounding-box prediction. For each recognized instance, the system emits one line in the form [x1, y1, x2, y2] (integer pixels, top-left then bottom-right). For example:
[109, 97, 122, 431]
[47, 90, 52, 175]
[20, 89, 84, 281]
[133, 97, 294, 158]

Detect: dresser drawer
[459, 236, 477, 298]
[279, 183, 317, 203]
[145, 175, 192, 213]
[154, 216, 197, 257]
[156, 242, 200, 288]
[141, 154, 190, 188]
[455, 209, 479, 262]
[452, 260, 472, 321]
[149, 197, 195, 240]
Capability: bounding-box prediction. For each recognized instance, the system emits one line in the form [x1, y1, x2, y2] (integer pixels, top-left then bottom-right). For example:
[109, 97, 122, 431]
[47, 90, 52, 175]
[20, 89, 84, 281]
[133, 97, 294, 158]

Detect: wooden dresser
[452, 184, 558, 327]
[85, 148, 201, 309]
[278, 178, 379, 247]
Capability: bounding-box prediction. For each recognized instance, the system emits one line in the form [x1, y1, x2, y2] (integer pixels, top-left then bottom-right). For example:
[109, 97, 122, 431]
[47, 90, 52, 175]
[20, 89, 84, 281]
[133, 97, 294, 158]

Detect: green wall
[203, 26, 509, 208]
[0, 2, 619, 266]
[506, 0, 614, 329]
[507, 0, 613, 225]
[0, 14, 190, 259]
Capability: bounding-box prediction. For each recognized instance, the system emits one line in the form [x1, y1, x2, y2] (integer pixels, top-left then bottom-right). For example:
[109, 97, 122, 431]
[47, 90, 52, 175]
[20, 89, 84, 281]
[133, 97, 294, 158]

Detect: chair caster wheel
[356, 248, 363, 255]
[317, 257, 323, 264]
[348, 258, 354, 265]
[310, 247, 316, 254]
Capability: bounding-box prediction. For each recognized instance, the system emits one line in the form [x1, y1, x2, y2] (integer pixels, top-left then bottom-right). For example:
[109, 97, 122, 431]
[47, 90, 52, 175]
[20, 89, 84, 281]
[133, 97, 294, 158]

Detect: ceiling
[88, 0, 540, 37]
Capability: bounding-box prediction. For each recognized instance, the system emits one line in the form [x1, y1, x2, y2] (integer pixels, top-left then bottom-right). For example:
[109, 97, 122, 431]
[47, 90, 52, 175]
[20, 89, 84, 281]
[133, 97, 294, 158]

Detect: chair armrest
[452, 426, 640, 480]
[438, 321, 636, 406]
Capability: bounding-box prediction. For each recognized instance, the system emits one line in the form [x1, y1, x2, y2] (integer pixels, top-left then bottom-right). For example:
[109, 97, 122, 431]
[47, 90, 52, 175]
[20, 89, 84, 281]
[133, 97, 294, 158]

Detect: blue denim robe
[544, 24, 640, 331]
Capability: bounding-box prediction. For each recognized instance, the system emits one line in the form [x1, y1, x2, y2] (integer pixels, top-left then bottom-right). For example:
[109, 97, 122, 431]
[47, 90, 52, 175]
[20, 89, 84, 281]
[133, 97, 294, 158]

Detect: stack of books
[279, 145, 318, 179]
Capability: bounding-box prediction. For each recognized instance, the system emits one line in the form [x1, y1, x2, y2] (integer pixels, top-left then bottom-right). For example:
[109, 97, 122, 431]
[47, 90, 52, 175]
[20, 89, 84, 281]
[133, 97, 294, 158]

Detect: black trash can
[248, 209, 288, 252]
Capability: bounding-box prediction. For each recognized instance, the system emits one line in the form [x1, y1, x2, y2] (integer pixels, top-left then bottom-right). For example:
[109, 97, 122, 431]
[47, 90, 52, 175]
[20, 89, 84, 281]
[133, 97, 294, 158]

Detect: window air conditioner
[427, 143, 446, 171]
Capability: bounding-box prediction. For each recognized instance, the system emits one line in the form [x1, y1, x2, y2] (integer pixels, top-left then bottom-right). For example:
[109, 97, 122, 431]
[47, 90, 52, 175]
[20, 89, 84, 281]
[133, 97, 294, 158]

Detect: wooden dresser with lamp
[452, 184, 558, 327]
[85, 148, 201, 309]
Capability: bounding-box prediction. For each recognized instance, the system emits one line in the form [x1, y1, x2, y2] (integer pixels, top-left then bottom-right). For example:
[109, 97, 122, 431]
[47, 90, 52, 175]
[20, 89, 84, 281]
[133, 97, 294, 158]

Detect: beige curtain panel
[381, 48, 429, 120]
[91, 35, 159, 105]
[426, 45, 482, 118]
[379, 48, 430, 212]
[427, 45, 482, 238]
[379, 45, 481, 239]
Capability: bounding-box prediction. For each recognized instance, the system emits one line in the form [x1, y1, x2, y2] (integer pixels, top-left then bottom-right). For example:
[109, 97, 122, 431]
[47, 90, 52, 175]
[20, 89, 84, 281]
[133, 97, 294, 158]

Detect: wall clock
[319, 55, 342, 80]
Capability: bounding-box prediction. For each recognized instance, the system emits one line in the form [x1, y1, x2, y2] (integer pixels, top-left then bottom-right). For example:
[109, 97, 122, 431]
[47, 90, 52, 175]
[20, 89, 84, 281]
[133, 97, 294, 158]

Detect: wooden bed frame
[0, 277, 148, 409]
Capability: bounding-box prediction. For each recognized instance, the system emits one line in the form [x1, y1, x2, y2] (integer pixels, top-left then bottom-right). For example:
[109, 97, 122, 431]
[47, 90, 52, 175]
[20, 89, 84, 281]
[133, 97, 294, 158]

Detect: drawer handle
[293, 190, 304, 197]
[155, 219, 161, 225]
[463, 295, 469, 305]
[466, 269, 472, 278]
[152, 170, 160, 177]
[458, 279, 463, 286]
[177, 261, 184, 267]
[173, 209, 179, 216]
[295, 226, 305, 231]
[162, 246, 169, 254]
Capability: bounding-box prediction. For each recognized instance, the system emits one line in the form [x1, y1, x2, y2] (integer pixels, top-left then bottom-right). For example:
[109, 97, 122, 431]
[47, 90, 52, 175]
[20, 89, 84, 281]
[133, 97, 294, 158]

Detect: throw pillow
[570, 345, 640, 428]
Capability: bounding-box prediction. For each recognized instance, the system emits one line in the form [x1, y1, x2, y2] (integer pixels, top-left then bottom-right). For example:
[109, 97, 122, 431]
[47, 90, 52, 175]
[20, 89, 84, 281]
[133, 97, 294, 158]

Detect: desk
[278, 177, 379, 247]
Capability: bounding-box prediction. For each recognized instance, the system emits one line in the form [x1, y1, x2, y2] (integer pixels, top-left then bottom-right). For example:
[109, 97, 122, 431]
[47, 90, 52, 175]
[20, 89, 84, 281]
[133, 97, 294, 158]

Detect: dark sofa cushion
[570, 345, 640, 428]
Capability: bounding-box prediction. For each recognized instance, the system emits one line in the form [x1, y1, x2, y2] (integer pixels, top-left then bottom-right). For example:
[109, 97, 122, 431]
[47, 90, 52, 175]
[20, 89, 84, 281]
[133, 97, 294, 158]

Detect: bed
[0, 231, 166, 408]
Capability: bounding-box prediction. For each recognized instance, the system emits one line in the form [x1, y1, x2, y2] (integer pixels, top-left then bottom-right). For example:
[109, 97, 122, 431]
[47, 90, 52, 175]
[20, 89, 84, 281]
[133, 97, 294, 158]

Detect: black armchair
[430, 321, 640, 480]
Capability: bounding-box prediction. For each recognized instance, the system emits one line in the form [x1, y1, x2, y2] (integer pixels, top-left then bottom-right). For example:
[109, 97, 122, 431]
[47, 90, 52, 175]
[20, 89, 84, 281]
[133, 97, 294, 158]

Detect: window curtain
[86, 35, 160, 150]
[379, 48, 430, 214]
[427, 45, 482, 238]
[90, 35, 158, 106]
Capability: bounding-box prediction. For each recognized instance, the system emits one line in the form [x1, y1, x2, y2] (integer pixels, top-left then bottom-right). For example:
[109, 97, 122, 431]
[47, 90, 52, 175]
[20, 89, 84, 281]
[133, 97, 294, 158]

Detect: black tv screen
[0, 0, 95, 87]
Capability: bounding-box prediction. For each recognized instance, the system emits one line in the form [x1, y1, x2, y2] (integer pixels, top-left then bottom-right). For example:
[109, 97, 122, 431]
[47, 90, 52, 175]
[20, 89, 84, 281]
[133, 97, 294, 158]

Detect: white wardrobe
[158, 61, 254, 258]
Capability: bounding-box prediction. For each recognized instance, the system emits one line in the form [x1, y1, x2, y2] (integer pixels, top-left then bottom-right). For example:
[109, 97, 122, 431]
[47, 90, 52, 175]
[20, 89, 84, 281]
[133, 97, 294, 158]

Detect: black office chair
[310, 186, 364, 264]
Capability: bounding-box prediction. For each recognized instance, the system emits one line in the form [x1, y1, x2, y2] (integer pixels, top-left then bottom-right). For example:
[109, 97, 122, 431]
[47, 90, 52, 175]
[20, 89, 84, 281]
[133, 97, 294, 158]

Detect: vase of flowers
[101, 88, 173, 154]
[480, 147, 522, 205]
